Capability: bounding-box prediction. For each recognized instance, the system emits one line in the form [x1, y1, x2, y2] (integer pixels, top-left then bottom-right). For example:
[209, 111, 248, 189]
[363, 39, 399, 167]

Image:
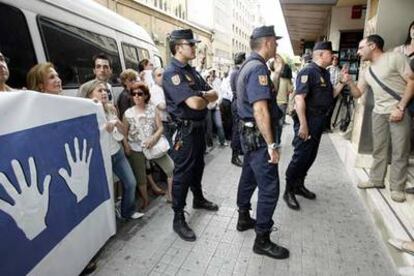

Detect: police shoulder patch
[258, 75, 268, 86]
[301, 75, 308, 83]
[171, 74, 181, 85]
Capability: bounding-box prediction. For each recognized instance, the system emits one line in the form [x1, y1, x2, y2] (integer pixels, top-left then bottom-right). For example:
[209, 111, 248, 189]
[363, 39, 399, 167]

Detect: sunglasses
[179, 42, 196, 47]
[132, 91, 145, 97]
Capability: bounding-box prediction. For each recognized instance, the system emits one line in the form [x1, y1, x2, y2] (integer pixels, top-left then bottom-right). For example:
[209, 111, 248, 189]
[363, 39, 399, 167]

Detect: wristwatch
[268, 143, 278, 150]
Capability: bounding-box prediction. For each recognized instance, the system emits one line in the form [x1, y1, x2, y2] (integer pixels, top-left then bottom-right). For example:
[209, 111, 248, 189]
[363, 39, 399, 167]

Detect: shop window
[0, 3, 37, 89]
[38, 17, 122, 88]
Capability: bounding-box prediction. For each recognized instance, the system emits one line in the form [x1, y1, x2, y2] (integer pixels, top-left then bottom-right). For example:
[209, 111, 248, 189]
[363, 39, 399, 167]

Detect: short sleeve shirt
[150, 84, 169, 122]
[295, 62, 334, 111]
[237, 52, 277, 120]
[162, 57, 210, 121]
[362, 52, 411, 114]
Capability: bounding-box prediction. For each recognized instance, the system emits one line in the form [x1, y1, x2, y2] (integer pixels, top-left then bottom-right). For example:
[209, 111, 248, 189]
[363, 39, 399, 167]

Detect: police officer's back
[235, 25, 289, 260]
[162, 29, 219, 242]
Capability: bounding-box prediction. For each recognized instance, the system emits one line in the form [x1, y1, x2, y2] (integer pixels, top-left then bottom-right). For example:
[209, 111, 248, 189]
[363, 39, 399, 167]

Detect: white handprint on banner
[0, 157, 51, 240]
[59, 137, 93, 203]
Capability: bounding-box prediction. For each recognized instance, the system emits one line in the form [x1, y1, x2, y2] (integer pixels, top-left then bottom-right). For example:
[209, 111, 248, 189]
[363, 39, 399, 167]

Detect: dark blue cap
[169, 29, 201, 43]
[250, 25, 282, 40]
[313, 41, 333, 51]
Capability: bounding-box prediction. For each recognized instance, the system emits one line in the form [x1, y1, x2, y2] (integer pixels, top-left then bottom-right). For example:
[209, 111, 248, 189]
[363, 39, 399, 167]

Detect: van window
[121, 43, 139, 70]
[137, 48, 150, 60]
[153, 55, 163, 68]
[38, 17, 122, 88]
[0, 3, 37, 89]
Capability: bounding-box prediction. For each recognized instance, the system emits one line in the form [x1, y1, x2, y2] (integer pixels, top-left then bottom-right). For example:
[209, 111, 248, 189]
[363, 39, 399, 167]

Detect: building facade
[93, 0, 212, 66]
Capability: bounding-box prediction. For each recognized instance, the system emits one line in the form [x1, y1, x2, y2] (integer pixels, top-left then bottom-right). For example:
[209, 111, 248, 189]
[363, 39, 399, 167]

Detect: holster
[239, 120, 266, 152]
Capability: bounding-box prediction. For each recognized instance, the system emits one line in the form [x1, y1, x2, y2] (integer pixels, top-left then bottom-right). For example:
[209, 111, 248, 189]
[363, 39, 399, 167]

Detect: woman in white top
[123, 82, 174, 206]
[81, 79, 143, 220]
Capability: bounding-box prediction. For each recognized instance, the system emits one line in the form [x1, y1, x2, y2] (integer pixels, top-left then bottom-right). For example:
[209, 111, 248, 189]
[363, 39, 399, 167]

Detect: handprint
[59, 137, 93, 203]
[0, 157, 51, 240]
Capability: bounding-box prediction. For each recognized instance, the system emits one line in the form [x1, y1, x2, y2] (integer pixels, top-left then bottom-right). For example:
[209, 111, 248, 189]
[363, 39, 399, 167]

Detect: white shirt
[150, 84, 169, 122]
[143, 70, 155, 88]
[208, 77, 223, 110]
[220, 75, 233, 102]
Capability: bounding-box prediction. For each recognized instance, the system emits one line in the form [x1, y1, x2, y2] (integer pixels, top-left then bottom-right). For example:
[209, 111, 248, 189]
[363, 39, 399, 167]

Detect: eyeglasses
[178, 42, 196, 47]
[132, 92, 145, 97]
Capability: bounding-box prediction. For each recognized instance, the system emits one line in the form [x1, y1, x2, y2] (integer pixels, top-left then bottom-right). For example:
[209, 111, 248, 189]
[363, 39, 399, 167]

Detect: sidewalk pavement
[92, 124, 397, 276]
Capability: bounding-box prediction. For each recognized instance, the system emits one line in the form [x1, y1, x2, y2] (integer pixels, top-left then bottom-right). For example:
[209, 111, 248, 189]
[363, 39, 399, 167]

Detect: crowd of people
[0, 19, 414, 273]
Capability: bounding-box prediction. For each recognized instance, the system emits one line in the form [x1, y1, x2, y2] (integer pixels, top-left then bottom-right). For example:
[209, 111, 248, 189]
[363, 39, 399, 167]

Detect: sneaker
[391, 191, 406, 203]
[220, 142, 228, 147]
[357, 181, 385, 189]
[129, 212, 145, 219]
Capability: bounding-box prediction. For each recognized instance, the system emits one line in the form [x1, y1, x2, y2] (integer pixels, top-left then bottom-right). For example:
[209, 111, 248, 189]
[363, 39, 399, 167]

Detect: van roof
[41, 0, 154, 45]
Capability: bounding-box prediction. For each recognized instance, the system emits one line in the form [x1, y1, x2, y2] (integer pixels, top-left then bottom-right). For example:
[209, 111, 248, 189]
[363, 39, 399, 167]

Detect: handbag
[368, 67, 414, 115]
[142, 135, 170, 160]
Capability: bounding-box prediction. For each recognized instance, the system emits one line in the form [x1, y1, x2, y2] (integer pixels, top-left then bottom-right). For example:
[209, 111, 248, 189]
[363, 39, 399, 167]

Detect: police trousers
[285, 113, 327, 189]
[237, 146, 279, 234]
[171, 121, 206, 212]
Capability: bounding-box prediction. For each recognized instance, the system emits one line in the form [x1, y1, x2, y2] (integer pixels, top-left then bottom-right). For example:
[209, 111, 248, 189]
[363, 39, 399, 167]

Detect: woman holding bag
[123, 82, 174, 207]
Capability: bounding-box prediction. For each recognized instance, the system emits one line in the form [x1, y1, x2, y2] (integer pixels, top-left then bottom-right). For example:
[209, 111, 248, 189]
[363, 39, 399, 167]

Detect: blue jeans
[112, 148, 137, 218]
[206, 108, 226, 145]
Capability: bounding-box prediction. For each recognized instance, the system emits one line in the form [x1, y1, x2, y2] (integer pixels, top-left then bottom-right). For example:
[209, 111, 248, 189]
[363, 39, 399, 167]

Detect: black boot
[236, 209, 256, 231]
[193, 198, 219, 211]
[231, 151, 243, 167]
[283, 189, 300, 210]
[294, 178, 316, 200]
[173, 211, 196, 242]
[253, 232, 289, 259]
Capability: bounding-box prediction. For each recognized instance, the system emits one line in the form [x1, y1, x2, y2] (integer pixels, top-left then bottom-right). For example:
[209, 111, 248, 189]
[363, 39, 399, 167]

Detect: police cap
[313, 41, 333, 51]
[250, 25, 282, 40]
[234, 52, 246, 65]
[170, 29, 201, 43]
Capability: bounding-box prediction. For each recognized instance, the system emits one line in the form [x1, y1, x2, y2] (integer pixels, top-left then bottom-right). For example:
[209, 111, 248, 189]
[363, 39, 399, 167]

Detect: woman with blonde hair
[81, 79, 143, 220]
[26, 62, 62, 94]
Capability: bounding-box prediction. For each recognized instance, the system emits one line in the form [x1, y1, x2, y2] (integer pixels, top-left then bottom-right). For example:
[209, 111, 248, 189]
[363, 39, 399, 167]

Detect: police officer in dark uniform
[236, 26, 289, 259]
[284, 41, 346, 210]
[162, 29, 219, 242]
[230, 52, 246, 167]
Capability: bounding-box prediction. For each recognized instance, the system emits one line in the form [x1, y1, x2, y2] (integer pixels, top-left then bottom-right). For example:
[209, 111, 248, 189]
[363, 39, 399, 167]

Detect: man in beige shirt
[0, 51, 13, 92]
[344, 34, 414, 202]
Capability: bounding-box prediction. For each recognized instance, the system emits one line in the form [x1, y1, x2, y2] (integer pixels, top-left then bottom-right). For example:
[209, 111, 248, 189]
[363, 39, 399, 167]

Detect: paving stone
[93, 124, 396, 276]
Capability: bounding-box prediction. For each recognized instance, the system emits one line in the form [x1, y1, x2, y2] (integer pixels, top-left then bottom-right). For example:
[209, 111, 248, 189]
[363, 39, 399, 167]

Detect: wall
[376, 0, 414, 50]
[328, 6, 365, 50]
[93, 0, 213, 65]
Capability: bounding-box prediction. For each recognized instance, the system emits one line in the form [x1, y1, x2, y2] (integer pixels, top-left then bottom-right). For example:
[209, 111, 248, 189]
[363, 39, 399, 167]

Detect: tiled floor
[92, 125, 397, 276]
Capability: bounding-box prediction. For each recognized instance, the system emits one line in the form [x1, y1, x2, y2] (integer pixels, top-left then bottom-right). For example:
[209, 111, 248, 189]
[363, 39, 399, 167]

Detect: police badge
[301, 75, 308, 83]
[171, 74, 180, 85]
[258, 75, 268, 86]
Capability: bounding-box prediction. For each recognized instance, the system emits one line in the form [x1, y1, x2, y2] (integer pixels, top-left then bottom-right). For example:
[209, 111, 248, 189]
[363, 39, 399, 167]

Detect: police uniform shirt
[163, 57, 211, 121]
[295, 62, 333, 112]
[238, 52, 277, 120]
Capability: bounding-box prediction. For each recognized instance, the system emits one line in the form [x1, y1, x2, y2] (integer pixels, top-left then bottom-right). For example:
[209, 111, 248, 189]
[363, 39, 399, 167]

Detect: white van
[0, 0, 162, 98]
